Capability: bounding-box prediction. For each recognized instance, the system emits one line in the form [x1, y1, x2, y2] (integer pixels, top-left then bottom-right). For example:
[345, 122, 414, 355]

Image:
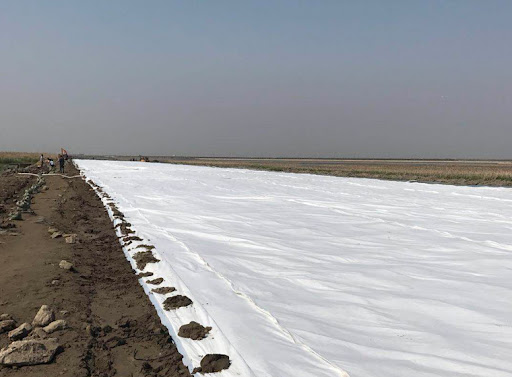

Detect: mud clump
[136, 271, 154, 278]
[133, 250, 160, 270]
[192, 354, 230, 374]
[123, 235, 142, 242]
[163, 295, 192, 310]
[178, 321, 211, 340]
[116, 222, 134, 235]
[135, 244, 155, 250]
[152, 287, 175, 294]
[146, 278, 163, 285]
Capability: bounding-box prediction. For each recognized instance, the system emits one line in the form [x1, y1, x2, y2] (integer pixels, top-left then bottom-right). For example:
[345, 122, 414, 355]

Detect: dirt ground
[0, 163, 191, 377]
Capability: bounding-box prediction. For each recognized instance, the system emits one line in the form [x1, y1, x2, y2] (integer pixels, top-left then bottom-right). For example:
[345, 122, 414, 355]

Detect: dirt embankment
[0, 164, 191, 377]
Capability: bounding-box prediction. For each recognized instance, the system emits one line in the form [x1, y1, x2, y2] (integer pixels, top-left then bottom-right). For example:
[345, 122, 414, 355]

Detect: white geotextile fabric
[76, 160, 512, 377]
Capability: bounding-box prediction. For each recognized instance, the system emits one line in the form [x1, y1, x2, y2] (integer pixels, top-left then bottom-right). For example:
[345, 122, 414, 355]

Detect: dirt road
[0, 164, 191, 376]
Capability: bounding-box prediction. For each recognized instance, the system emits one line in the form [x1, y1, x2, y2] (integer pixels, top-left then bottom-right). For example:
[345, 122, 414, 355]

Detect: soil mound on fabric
[136, 272, 154, 278]
[178, 321, 212, 340]
[163, 296, 193, 310]
[146, 278, 163, 285]
[132, 251, 160, 270]
[152, 287, 176, 294]
[192, 354, 230, 374]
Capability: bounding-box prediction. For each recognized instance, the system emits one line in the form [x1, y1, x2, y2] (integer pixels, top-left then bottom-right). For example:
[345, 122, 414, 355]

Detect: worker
[58, 154, 65, 174]
[48, 158, 55, 172]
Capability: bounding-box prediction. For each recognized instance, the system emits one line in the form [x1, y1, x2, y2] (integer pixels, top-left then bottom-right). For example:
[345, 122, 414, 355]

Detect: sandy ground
[0, 164, 191, 377]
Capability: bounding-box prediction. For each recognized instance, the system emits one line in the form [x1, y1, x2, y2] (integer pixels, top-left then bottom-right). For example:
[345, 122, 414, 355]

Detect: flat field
[0, 152, 39, 171]
[77, 155, 512, 186]
[161, 157, 512, 186]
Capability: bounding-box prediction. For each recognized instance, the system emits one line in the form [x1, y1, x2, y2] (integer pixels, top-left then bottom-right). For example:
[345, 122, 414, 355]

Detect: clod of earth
[8, 323, 32, 341]
[0, 320, 16, 334]
[136, 272, 154, 278]
[116, 318, 137, 328]
[192, 354, 231, 374]
[123, 235, 142, 242]
[151, 287, 176, 294]
[135, 244, 155, 250]
[43, 320, 67, 334]
[105, 336, 126, 349]
[178, 321, 212, 340]
[115, 222, 132, 228]
[133, 250, 160, 270]
[59, 260, 74, 271]
[0, 338, 60, 366]
[32, 305, 55, 327]
[146, 278, 163, 285]
[163, 295, 193, 310]
[112, 209, 124, 218]
[0, 313, 12, 321]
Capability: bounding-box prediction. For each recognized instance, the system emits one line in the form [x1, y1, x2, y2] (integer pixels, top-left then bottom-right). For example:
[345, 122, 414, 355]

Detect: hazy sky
[1, 1, 511, 158]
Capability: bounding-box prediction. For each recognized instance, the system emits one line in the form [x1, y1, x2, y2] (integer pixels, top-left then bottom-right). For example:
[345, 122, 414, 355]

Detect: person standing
[58, 154, 65, 174]
[39, 154, 44, 169]
[48, 158, 55, 173]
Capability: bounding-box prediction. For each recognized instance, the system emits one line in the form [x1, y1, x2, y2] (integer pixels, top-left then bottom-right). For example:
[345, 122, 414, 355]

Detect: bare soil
[0, 164, 191, 377]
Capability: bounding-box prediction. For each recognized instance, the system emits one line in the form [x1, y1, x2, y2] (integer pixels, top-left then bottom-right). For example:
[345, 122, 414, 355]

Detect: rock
[9, 212, 22, 221]
[51, 232, 62, 239]
[0, 338, 60, 366]
[47, 227, 58, 234]
[8, 323, 32, 341]
[43, 320, 67, 334]
[65, 234, 77, 244]
[192, 354, 231, 374]
[0, 314, 12, 321]
[60, 310, 69, 317]
[59, 260, 73, 271]
[32, 305, 55, 327]
[0, 320, 16, 334]
[27, 328, 47, 339]
[51, 279, 60, 285]
[35, 217, 45, 224]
